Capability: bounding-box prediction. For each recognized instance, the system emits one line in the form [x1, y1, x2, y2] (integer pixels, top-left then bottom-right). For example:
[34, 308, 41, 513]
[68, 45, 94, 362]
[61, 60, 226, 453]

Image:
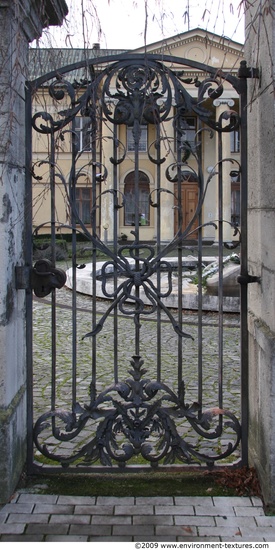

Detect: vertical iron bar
[50, 128, 57, 419]
[92, 117, 98, 387]
[239, 74, 249, 466]
[25, 82, 34, 472]
[156, 124, 161, 382]
[218, 129, 224, 414]
[71, 116, 77, 407]
[113, 124, 119, 383]
[134, 118, 140, 357]
[176, 113, 183, 391]
[197, 120, 203, 409]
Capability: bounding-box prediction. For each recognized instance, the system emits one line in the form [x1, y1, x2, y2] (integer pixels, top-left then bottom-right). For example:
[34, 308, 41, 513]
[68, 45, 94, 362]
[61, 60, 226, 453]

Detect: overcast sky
[38, 0, 245, 49]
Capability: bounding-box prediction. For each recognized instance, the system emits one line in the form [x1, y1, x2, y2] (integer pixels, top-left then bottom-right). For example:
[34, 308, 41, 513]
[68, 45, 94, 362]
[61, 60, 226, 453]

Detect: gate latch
[16, 259, 67, 297]
[237, 273, 261, 285]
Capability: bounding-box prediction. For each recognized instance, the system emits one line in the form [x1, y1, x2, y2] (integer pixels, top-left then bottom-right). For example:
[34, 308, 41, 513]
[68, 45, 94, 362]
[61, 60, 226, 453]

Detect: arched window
[124, 171, 150, 226]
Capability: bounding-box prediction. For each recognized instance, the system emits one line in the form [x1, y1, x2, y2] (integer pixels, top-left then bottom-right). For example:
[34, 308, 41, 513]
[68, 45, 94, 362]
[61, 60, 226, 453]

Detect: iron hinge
[15, 259, 67, 297]
[237, 273, 261, 285]
[238, 61, 260, 79]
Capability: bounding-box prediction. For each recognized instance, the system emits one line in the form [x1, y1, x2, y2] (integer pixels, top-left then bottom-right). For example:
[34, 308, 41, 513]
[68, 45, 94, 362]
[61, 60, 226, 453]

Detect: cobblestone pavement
[32, 286, 242, 465]
[0, 493, 271, 542]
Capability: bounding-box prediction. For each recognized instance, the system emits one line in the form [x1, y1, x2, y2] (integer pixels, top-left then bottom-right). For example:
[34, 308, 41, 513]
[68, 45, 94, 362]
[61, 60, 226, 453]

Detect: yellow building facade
[31, 29, 243, 244]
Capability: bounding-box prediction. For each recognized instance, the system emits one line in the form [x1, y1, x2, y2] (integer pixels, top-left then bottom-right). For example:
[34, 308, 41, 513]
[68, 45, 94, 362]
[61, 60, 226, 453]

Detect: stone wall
[0, 0, 67, 504]
[245, 3, 275, 507]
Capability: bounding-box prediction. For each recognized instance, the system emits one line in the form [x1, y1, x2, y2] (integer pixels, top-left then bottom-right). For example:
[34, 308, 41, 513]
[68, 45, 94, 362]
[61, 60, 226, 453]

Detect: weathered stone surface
[0, 0, 68, 504]
[66, 258, 240, 312]
[206, 263, 240, 297]
[245, 1, 275, 507]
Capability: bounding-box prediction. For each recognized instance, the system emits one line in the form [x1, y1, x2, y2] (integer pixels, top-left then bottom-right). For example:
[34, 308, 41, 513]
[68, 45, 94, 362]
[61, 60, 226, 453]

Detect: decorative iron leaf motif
[33, 355, 241, 468]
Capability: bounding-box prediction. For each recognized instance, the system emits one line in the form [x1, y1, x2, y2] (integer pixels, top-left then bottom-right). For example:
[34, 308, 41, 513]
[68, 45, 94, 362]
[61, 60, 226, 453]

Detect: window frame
[73, 116, 92, 153]
[231, 180, 240, 226]
[174, 114, 197, 154]
[230, 129, 240, 153]
[126, 125, 148, 152]
[75, 186, 92, 225]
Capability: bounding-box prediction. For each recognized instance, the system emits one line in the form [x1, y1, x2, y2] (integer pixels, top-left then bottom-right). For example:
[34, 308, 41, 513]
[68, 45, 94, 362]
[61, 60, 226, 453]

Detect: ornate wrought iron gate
[24, 53, 251, 473]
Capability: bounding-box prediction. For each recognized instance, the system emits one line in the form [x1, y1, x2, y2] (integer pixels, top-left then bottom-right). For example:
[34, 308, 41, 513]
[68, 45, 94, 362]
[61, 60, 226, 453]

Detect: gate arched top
[28, 52, 241, 93]
[29, 51, 242, 141]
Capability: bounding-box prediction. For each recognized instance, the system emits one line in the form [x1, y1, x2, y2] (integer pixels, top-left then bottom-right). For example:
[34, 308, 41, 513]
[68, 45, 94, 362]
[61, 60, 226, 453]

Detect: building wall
[0, 0, 67, 504]
[245, 3, 275, 506]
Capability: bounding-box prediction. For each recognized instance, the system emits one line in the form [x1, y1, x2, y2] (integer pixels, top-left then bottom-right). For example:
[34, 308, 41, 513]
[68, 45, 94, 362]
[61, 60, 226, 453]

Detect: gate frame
[24, 53, 253, 474]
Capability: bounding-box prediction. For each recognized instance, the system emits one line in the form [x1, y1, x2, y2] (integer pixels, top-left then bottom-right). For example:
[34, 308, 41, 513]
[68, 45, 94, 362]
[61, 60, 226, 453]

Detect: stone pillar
[0, 0, 67, 503]
[213, 98, 235, 243]
[245, 2, 275, 507]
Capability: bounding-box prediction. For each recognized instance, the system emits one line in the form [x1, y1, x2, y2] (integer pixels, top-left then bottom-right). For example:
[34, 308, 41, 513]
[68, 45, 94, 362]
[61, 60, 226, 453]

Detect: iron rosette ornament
[33, 355, 241, 468]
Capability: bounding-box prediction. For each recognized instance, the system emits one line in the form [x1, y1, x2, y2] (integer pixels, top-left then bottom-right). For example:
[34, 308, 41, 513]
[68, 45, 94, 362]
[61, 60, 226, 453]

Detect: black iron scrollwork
[33, 355, 241, 468]
[30, 54, 243, 470]
[83, 235, 193, 340]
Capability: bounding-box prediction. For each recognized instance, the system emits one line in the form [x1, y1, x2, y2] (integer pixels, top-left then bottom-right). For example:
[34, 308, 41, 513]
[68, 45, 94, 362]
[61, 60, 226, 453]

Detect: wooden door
[174, 182, 199, 239]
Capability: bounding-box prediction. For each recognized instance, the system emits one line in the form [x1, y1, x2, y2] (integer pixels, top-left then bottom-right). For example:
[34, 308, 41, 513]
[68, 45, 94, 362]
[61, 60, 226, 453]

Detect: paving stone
[57, 495, 96, 505]
[75, 505, 113, 515]
[156, 525, 198, 536]
[45, 535, 88, 541]
[135, 496, 174, 505]
[198, 525, 243, 538]
[215, 515, 257, 527]
[256, 516, 275, 527]
[17, 494, 58, 504]
[175, 496, 214, 506]
[133, 515, 173, 525]
[0, 535, 44, 541]
[113, 524, 154, 536]
[234, 506, 265, 516]
[0, 503, 34, 514]
[50, 514, 91, 524]
[194, 505, 236, 516]
[155, 505, 194, 515]
[34, 503, 75, 514]
[0, 514, 8, 524]
[69, 524, 112, 536]
[96, 496, 135, 505]
[264, 535, 275, 542]
[178, 536, 221, 541]
[91, 514, 132, 525]
[251, 496, 264, 507]
[7, 513, 50, 523]
[175, 515, 216, 526]
[0, 523, 25, 534]
[240, 526, 275, 541]
[0, 486, 269, 541]
[222, 536, 265, 542]
[114, 505, 154, 516]
[88, 536, 133, 541]
[26, 523, 69, 535]
[213, 496, 253, 507]
[135, 536, 177, 542]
